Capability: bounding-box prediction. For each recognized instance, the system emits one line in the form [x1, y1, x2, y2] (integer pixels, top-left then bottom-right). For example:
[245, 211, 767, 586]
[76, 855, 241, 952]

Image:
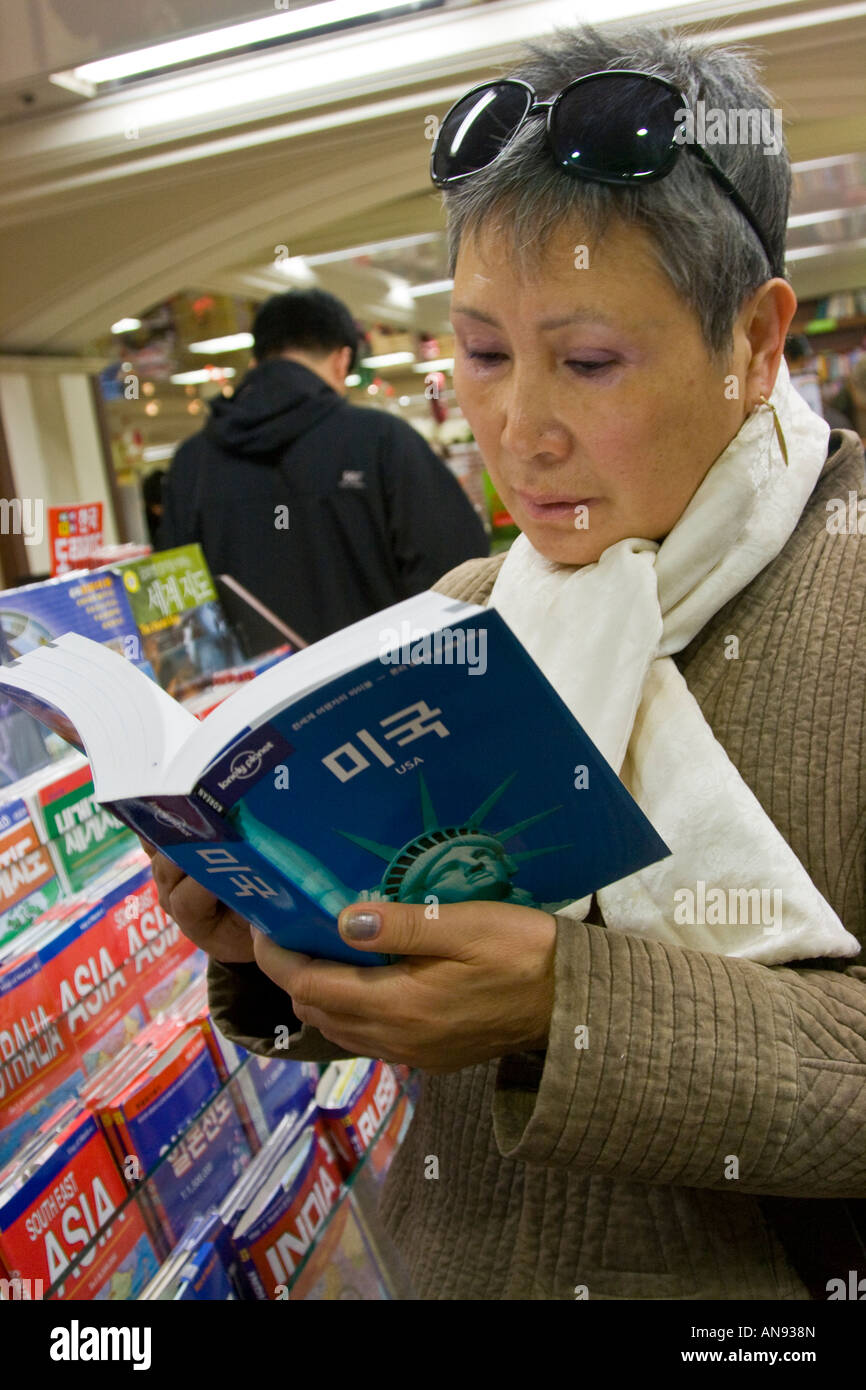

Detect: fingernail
[341, 910, 381, 941]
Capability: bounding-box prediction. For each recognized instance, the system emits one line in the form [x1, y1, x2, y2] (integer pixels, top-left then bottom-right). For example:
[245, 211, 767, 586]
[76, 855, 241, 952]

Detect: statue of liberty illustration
[228, 771, 571, 913]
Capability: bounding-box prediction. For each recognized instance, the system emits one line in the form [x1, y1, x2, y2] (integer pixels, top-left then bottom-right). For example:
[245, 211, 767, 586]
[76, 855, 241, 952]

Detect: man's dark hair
[785, 334, 812, 366]
[252, 289, 360, 370]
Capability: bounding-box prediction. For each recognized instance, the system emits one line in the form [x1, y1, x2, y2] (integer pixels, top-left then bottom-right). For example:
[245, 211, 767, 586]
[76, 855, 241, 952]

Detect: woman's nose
[499, 380, 571, 462]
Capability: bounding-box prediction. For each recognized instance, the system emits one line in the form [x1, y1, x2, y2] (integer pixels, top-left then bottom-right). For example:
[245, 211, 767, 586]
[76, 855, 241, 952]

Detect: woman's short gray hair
[443, 25, 791, 359]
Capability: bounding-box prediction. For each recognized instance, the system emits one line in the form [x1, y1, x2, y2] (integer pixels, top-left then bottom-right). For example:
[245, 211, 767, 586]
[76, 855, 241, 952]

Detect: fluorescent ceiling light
[188, 333, 253, 354]
[360, 352, 415, 368]
[170, 367, 237, 384]
[788, 207, 865, 228]
[697, 1, 866, 44]
[792, 153, 864, 173]
[785, 236, 866, 262]
[305, 234, 441, 266]
[345, 373, 361, 387]
[385, 281, 416, 311]
[53, 0, 425, 87]
[412, 358, 453, 372]
[275, 256, 317, 283]
[111, 317, 142, 333]
[408, 279, 454, 298]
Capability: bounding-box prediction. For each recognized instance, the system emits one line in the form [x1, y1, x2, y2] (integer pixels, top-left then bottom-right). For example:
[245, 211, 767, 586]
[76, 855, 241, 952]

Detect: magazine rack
[27, 1044, 419, 1301]
[0, 913, 419, 1302]
[286, 1075, 419, 1300]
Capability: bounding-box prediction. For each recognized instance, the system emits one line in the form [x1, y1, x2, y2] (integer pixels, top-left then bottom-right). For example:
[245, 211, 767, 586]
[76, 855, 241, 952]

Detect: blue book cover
[174, 1237, 235, 1300]
[0, 600, 670, 968]
[152, 612, 668, 964]
[236, 1057, 319, 1144]
[0, 625, 55, 786]
[114, 1032, 251, 1245]
[0, 569, 149, 668]
[144, 1209, 236, 1300]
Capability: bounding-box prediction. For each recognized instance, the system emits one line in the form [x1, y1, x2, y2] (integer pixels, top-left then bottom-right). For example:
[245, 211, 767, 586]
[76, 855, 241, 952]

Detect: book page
[166, 591, 482, 790]
[0, 635, 196, 801]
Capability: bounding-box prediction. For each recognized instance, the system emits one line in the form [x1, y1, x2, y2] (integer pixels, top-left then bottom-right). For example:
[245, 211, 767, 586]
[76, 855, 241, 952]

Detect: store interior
[0, 0, 864, 1304]
[0, 0, 864, 579]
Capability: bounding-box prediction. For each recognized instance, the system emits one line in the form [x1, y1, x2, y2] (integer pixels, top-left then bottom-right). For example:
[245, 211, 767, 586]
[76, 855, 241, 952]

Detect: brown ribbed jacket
[210, 430, 866, 1299]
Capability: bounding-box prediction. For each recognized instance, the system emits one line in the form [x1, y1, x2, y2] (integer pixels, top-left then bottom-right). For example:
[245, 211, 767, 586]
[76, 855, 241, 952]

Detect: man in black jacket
[159, 289, 488, 642]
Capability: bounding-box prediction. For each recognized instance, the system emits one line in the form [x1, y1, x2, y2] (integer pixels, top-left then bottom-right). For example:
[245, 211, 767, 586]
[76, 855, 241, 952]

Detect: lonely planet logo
[153, 805, 195, 837]
[218, 742, 275, 792]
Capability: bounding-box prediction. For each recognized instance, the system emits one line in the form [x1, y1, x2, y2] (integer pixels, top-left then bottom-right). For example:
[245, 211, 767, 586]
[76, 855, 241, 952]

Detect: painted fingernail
[341, 910, 381, 941]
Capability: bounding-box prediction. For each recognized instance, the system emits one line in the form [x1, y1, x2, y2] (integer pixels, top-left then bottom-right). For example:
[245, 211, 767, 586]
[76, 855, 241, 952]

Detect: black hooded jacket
[159, 359, 489, 643]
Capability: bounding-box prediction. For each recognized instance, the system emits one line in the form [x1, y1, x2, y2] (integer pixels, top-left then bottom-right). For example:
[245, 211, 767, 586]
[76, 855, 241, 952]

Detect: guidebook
[0, 592, 669, 967]
[231, 1113, 343, 1299]
[316, 1059, 401, 1176]
[0, 1105, 159, 1300]
[111, 543, 243, 692]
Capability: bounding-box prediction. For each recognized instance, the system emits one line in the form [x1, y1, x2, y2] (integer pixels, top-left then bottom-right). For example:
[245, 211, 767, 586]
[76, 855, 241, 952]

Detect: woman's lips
[515, 491, 597, 521]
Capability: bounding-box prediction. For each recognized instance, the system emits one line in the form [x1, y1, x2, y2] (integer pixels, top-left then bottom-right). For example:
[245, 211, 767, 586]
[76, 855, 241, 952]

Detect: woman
[148, 25, 866, 1299]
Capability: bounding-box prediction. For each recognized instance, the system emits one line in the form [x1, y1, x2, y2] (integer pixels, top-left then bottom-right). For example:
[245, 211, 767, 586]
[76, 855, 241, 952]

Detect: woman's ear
[739, 278, 798, 408]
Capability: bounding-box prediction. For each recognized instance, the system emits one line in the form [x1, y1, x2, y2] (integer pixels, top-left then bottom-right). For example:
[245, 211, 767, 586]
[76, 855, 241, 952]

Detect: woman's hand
[141, 841, 256, 964]
[251, 899, 557, 1074]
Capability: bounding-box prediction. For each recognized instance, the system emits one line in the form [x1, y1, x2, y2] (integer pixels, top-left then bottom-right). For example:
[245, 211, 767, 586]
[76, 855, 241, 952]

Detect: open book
[0, 592, 669, 965]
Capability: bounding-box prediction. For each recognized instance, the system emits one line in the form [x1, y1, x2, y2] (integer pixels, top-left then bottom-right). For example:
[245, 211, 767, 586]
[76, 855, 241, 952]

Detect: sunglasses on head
[430, 70, 782, 278]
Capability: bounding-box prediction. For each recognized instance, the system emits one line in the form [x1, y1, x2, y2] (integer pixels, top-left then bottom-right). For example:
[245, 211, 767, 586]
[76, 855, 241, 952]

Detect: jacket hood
[205, 358, 342, 459]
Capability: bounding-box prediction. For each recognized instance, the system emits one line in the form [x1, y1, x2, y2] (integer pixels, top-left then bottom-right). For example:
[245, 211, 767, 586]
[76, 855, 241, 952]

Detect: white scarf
[490, 358, 860, 964]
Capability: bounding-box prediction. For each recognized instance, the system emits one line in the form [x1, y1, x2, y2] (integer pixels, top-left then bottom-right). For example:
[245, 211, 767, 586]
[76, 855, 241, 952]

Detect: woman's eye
[567, 359, 616, 375]
[462, 351, 617, 373]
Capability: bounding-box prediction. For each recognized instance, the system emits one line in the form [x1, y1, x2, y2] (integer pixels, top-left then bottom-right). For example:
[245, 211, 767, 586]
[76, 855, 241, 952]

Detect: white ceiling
[0, 0, 863, 354]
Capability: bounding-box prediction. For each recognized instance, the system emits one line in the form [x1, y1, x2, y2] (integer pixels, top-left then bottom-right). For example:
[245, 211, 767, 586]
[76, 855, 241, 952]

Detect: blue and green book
[0, 592, 669, 966]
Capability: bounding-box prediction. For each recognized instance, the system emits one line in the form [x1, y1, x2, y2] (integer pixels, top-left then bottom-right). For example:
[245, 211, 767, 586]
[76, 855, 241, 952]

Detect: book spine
[237, 1247, 269, 1301]
[103, 794, 229, 853]
[45, 840, 74, 896]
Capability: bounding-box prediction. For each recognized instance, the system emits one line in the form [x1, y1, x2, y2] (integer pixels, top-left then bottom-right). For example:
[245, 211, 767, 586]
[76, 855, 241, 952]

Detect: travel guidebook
[230, 1111, 343, 1299]
[112, 544, 243, 694]
[92, 1023, 252, 1250]
[0, 593, 670, 967]
[316, 1059, 402, 1176]
[0, 855, 201, 1169]
[0, 1105, 159, 1300]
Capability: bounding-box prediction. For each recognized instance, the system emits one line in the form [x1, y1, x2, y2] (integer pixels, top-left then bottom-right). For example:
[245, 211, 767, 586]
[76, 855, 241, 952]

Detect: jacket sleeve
[492, 913, 866, 1198]
[381, 421, 489, 592]
[207, 958, 359, 1064]
[157, 440, 202, 551]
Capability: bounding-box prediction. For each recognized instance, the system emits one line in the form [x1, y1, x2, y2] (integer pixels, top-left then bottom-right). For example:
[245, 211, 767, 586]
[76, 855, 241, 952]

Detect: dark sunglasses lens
[433, 83, 532, 182]
[551, 75, 682, 178]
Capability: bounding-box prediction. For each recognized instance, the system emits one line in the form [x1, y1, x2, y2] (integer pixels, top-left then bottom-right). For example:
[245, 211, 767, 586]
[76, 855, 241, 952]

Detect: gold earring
[755, 394, 789, 467]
